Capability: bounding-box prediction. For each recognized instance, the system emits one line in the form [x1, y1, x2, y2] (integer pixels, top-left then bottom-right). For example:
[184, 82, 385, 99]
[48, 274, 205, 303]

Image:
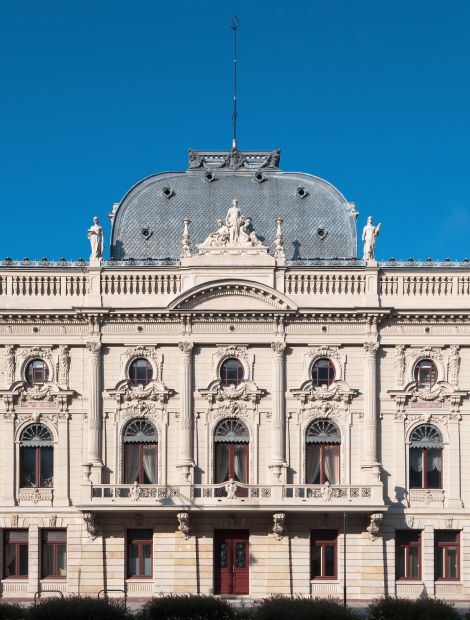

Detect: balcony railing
[81, 480, 384, 510]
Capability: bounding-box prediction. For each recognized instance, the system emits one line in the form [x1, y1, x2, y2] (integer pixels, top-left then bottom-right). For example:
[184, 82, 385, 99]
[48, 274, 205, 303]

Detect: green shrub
[26, 596, 131, 620]
[0, 602, 25, 620]
[137, 594, 235, 620]
[253, 595, 357, 620]
[367, 596, 460, 620]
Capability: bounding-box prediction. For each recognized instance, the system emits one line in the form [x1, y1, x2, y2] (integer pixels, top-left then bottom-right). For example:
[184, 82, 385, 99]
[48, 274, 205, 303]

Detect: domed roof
[110, 149, 358, 261]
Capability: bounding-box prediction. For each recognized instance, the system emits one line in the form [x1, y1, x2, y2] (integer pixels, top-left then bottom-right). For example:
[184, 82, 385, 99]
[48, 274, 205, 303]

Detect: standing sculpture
[362, 216, 381, 262]
[88, 217, 104, 262]
[226, 198, 242, 243]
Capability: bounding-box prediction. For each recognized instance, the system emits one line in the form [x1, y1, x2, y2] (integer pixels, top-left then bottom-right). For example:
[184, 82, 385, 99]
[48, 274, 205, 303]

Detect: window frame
[310, 530, 338, 580]
[20, 425, 54, 489]
[414, 359, 437, 389]
[41, 530, 67, 579]
[25, 359, 49, 387]
[128, 358, 153, 387]
[3, 530, 28, 579]
[409, 446, 442, 489]
[127, 529, 153, 579]
[220, 358, 244, 387]
[435, 531, 460, 581]
[311, 358, 336, 387]
[306, 443, 340, 485]
[395, 531, 421, 581]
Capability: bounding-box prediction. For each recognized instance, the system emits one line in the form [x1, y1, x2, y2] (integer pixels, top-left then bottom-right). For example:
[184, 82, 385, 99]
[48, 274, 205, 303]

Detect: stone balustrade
[81, 481, 384, 510]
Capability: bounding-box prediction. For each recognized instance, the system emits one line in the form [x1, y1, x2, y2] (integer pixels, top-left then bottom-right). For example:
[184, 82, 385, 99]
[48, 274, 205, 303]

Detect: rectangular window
[42, 530, 66, 578]
[311, 530, 337, 579]
[4, 530, 28, 578]
[435, 531, 459, 580]
[127, 529, 153, 578]
[396, 531, 421, 580]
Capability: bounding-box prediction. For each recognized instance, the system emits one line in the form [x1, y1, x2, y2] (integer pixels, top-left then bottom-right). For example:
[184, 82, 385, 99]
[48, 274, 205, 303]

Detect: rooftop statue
[362, 216, 381, 262]
[88, 216, 104, 263]
[199, 199, 263, 251]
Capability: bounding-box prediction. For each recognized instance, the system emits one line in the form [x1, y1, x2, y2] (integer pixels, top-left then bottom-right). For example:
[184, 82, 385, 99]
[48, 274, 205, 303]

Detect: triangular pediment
[168, 279, 297, 312]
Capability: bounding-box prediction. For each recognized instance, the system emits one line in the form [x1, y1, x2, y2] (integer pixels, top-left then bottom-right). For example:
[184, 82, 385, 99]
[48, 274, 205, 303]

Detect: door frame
[213, 529, 249, 596]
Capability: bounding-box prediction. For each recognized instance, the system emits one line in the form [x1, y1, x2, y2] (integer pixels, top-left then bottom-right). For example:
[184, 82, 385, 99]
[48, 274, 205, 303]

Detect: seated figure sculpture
[199, 200, 262, 249]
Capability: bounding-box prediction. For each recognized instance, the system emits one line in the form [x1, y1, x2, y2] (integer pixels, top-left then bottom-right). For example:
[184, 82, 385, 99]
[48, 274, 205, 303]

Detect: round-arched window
[20, 424, 54, 488]
[414, 359, 437, 389]
[305, 419, 340, 485]
[25, 359, 49, 387]
[123, 419, 158, 484]
[214, 419, 249, 488]
[220, 358, 244, 387]
[129, 358, 153, 387]
[409, 424, 442, 489]
[312, 358, 335, 387]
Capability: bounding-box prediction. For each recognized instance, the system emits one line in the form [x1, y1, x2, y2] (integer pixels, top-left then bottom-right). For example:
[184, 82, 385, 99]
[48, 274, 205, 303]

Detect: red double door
[214, 530, 249, 595]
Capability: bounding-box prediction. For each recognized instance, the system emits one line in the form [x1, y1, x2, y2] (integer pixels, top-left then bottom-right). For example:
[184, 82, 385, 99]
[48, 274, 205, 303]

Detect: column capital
[363, 341, 379, 356]
[85, 340, 102, 355]
[271, 341, 286, 355]
[178, 341, 194, 355]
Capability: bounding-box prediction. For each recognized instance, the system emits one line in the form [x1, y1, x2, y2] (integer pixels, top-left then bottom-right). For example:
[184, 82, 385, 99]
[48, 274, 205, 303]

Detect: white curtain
[427, 448, 442, 472]
[324, 445, 339, 484]
[410, 449, 423, 472]
[306, 446, 321, 484]
[215, 444, 230, 483]
[234, 444, 247, 483]
[143, 444, 157, 483]
[126, 444, 140, 483]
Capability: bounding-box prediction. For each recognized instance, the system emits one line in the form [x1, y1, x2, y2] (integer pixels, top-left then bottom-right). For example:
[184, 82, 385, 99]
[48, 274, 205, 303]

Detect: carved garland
[406, 347, 444, 384]
[211, 345, 253, 382]
[19, 347, 55, 383]
[121, 346, 163, 382]
[304, 345, 345, 382]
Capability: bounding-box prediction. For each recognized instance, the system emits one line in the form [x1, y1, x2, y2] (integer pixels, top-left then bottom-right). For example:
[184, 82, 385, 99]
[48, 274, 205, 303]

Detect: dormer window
[312, 358, 335, 387]
[414, 359, 437, 389]
[25, 359, 49, 387]
[129, 359, 153, 387]
[220, 358, 244, 387]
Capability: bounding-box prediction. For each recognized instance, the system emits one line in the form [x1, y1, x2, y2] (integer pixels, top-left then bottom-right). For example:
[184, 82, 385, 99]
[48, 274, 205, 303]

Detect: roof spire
[231, 16, 239, 150]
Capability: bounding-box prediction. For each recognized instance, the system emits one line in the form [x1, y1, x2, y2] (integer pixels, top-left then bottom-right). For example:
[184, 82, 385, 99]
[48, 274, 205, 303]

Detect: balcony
[78, 480, 384, 512]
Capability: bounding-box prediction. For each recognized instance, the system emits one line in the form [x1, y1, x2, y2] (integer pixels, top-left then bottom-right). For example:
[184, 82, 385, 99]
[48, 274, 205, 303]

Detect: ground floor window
[435, 531, 459, 580]
[42, 530, 66, 578]
[4, 530, 28, 578]
[127, 529, 153, 578]
[396, 530, 421, 580]
[311, 530, 337, 579]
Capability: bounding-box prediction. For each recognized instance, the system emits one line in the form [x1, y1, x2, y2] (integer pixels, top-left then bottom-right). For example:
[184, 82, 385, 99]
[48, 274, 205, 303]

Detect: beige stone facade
[1, 152, 470, 601]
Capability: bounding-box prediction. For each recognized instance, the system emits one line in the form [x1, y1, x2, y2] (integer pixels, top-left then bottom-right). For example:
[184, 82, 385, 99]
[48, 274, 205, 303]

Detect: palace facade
[0, 148, 469, 602]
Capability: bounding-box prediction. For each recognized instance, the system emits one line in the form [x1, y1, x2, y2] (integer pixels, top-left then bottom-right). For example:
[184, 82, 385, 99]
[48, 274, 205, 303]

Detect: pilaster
[177, 342, 194, 481]
[362, 341, 381, 483]
[85, 341, 103, 481]
[269, 341, 286, 481]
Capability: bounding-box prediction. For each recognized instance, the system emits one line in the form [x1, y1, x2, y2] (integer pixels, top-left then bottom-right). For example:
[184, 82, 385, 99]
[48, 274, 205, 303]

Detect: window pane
[311, 545, 321, 578]
[447, 548, 458, 579]
[128, 543, 139, 577]
[142, 543, 152, 576]
[19, 544, 28, 576]
[306, 445, 321, 484]
[409, 547, 419, 578]
[42, 544, 53, 577]
[125, 444, 140, 484]
[324, 545, 335, 577]
[5, 544, 17, 577]
[57, 544, 67, 577]
[324, 445, 339, 484]
[215, 444, 230, 483]
[142, 444, 157, 484]
[20, 447, 36, 487]
[409, 450, 423, 488]
[396, 546, 406, 579]
[435, 546, 444, 579]
[426, 448, 442, 488]
[40, 447, 54, 487]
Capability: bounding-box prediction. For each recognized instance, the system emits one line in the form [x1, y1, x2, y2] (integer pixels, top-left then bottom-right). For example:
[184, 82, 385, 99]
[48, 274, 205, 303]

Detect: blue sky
[1, 0, 469, 260]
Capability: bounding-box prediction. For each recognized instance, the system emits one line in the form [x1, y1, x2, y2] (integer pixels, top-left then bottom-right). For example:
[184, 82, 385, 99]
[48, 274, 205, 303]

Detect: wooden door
[214, 530, 249, 595]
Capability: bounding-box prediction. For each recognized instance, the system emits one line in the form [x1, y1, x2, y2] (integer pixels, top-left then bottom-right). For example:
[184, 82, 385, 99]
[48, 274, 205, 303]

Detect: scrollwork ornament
[367, 513, 383, 542]
[83, 512, 98, 540]
[271, 341, 286, 355]
[363, 342, 379, 356]
[177, 512, 190, 539]
[85, 341, 102, 356]
[178, 342, 194, 355]
[395, 345, 406, 386]
[4, 345, 16, 386]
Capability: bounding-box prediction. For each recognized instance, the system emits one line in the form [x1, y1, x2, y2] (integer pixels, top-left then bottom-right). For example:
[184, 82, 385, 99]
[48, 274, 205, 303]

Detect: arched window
[306, 419, 340, 485]
[20, 424, 53, 488]
[312, 358, 336, 387]
[123, 419, 158, 484]
[129, 359, 153, 387]
[414, 359, 437, 389]
[25, 359, 49, 387]
[409, 424, 442, 489]
[220, 358, 244, 387]
[214, 419, 249, 488]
